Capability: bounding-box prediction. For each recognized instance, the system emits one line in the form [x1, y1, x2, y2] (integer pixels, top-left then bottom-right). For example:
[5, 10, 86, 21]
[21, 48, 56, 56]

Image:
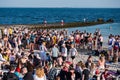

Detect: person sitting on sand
[98, 56, 105, 69]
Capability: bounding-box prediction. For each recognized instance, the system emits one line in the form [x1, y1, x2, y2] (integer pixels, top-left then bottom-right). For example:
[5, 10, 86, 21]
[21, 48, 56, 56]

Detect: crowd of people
[0, 27, 120, 80]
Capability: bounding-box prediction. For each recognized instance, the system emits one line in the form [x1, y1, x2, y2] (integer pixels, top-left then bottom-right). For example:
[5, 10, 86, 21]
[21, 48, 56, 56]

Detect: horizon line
[0, 7, 120, 9]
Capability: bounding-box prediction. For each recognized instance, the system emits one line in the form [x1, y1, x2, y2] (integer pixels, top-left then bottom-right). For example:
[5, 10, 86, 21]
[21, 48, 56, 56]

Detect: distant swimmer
[109, 26, 112, 29]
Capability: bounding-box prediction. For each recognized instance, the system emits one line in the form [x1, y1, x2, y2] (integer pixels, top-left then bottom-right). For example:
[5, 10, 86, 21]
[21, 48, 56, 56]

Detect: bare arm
[82, 74, 85, 80]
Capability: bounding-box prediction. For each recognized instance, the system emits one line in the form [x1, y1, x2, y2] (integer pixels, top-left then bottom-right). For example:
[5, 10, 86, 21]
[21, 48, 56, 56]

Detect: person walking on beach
[39, 42, 47, 66]
[69, 44, 78, 63]
[51, 44, 59, 63]
[99, 34, 103, 50]
[61, 44, 67, 62]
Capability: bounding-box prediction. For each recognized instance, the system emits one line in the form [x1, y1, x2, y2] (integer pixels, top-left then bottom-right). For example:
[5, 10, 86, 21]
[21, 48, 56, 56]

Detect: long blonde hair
[36, 66, 45, 78]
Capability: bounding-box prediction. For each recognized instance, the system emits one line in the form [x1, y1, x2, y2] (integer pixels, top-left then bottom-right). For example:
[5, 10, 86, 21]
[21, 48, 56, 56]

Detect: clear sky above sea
[0, 0, 120, 8]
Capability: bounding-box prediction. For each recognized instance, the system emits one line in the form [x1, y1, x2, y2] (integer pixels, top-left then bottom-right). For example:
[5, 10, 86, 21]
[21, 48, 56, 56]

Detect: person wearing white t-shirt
[69, 44, 78, 63]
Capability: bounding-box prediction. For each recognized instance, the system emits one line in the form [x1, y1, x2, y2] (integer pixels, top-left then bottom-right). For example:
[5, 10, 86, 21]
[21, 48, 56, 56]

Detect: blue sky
[0, 0, 120, 8]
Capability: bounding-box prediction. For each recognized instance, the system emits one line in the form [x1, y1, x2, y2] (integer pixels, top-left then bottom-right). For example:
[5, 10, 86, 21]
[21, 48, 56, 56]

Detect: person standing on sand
[99, 34, 103, 50]
[65, 39, 72, 55]
[51, 44, 59, 63]
[39, 42, 47, 66]
[93, 35, 97, 50]
[4, 27, 9, 36]
[113, 38, 119, 54]
[61, 44, 67, 62]
[58, 38, 64, 53]
[30, 32, 35, 52]
[87, 33, 93, 50]
[81, 63, 90, 80]
[69, 44, 78, 63]
[75, 33, 80, 48]
[108, 35, 114, 59]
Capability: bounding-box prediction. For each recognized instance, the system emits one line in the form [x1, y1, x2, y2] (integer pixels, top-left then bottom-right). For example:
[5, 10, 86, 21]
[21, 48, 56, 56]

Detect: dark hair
[21, 52, 24, 56]
[9, 65, 16, 71]
[26, 61, 34, 72]
[0, 48, 2, 53]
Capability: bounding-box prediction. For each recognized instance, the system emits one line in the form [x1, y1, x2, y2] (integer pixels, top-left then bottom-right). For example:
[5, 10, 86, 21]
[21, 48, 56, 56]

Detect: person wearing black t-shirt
[65, 39, 72, 54]
[81, 64, 90, 80]
[2, 65, 19, 80]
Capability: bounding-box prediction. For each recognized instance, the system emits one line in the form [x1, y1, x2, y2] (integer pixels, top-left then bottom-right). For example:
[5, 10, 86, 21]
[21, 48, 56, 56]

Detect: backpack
[48, 67, 57, 80]
[2, 72, 19, 80]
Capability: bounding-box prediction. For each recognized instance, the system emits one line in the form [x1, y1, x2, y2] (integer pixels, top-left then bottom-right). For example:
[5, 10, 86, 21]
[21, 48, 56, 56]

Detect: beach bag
[92, 50, 99, 56]
[100, 50, 108, 58]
